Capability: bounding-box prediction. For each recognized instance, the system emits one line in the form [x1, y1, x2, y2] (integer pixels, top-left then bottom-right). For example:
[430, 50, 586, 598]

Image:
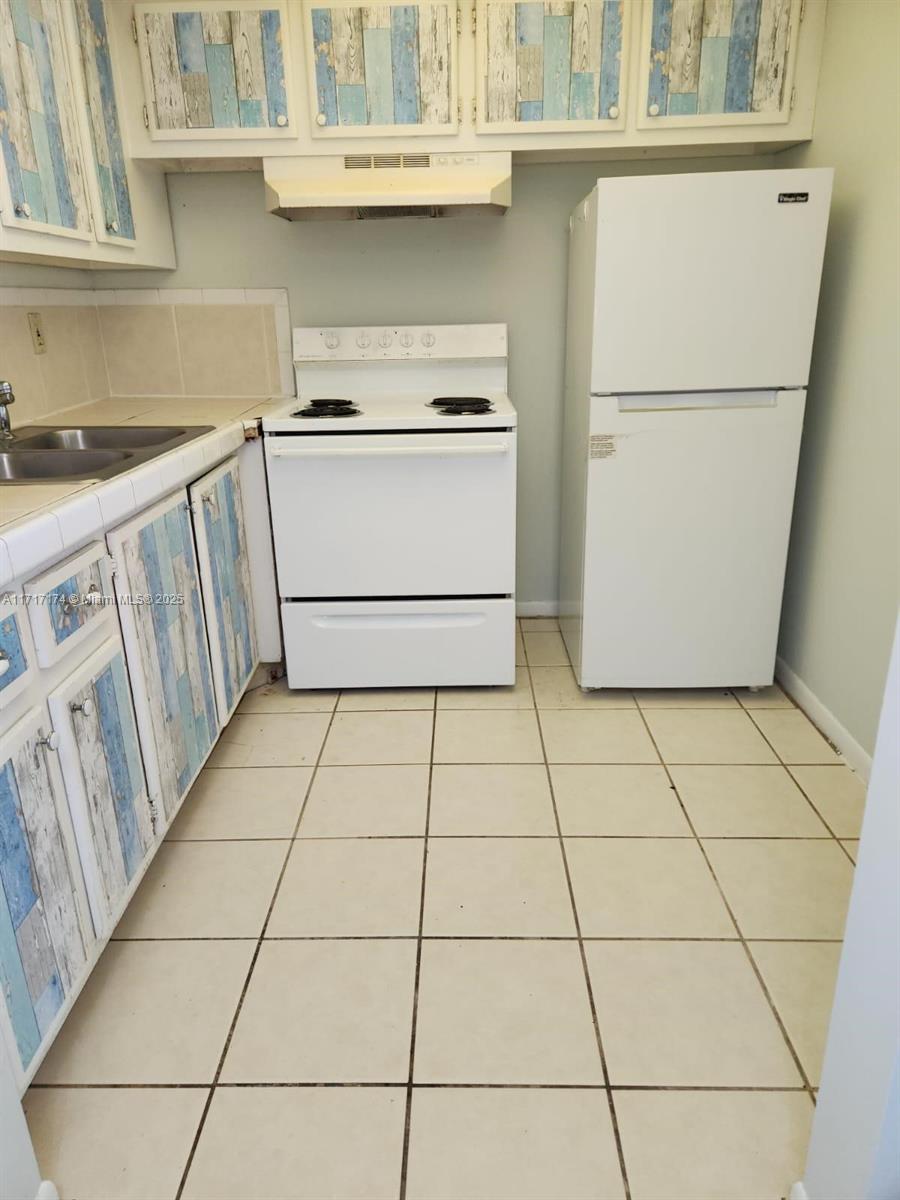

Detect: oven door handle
[267, 443, 510, 459]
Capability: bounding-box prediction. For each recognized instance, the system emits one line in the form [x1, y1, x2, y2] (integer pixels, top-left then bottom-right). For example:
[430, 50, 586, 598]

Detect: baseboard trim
[516, 602, 560, 617]
[776, 655, 873, 780]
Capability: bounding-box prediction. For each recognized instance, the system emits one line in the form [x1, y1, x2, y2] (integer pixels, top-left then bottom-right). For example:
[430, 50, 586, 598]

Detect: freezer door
[589, 169, 832, 394]
[578, 390, 806, 688]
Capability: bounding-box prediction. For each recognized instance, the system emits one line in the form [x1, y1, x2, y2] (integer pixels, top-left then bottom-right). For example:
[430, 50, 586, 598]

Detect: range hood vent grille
[344, 153, 432, 170]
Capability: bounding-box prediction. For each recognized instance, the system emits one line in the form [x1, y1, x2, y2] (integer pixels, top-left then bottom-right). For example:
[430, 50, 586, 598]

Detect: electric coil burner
[294, 397, 360, 418]
[429, 395, 494, 415]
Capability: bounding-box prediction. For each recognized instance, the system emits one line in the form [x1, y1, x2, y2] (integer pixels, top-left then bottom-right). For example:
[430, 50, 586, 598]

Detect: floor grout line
[28, 1079, 815, 1091]
[630, 702, 819, 1105]
[397, 690, 438, 1200]
[172, 700, 340, 1200]
[522, 639, 633, 1200]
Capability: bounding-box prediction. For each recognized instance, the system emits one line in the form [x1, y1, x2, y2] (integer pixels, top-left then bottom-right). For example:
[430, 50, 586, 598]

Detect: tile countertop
[0, 394, 292, 589]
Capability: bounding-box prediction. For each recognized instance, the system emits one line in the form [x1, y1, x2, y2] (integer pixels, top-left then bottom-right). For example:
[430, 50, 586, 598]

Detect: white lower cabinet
[107, 491, 220, 829]
[0, 706, 95, 1088]
[48, 637, 156, 940]
[189, 456, 258, 723]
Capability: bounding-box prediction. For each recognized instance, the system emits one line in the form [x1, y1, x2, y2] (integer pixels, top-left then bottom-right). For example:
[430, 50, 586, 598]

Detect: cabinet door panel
[0, 0, 92, 237]
[70, 0, 135, 241]
[641, 0, 798, 125]
[306, 1, 458, 135]
[107, 492, 219, 827]
[190, 456, 258, 722]
[135, 2, 291, 137]
[478, 0, 627, 132]
[24, 541, 114, 668]
[50, 637, 155, 938]
[0, 706, 93, 1083]
[0, 598, 35, 711]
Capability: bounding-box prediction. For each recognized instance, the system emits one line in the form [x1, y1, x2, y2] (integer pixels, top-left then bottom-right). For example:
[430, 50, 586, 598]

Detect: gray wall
[779, 0, 899, 756]
[93, 155, 772, 609]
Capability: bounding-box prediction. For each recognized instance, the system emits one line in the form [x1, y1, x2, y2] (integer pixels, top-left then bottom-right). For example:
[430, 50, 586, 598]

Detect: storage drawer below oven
[282, 599, 515, 690]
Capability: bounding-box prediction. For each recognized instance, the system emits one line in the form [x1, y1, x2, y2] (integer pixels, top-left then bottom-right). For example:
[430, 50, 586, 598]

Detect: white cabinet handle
[276, 114, 288, 127]
[608, 105, 619, 119]
[648, 103, 660, 117]
[38, 731, 60, 752]
[0, 652, 9, 678]
[268, 444, 509, 459]
[70, 697, 95, 717]
[315, 112, 327, 126]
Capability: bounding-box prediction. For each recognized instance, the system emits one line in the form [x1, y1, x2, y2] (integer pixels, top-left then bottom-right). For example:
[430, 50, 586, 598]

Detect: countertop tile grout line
[631, 703, 818, 1103]
[397, 690, 438, 1200]
[173, 702, 339, 1200]
[523, 640, 633, 1200]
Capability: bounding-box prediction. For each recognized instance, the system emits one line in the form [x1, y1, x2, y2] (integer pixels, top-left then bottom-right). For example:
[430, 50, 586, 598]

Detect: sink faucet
[0, 382, 14, 441]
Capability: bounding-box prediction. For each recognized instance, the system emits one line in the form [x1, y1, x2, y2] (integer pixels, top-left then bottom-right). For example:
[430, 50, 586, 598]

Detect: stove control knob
[323, 330, 340, 350]
[378, 330, 393, 348]
[421, 330, 436, 348]
[399, 331, 414, 348]
[356, 331, 372, 349]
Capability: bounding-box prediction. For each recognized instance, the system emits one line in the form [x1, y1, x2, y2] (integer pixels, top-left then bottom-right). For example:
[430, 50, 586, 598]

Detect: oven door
[265, 431, 517, 597]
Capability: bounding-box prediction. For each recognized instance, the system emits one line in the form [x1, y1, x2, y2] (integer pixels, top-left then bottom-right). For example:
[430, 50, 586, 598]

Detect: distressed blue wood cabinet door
[0, 706, 94, 1084]
[0, 599, 35, 711]
[189, 457, 259, 722]
[107, 492, 219, 828]
[70, 0, 135, 240]
[135, 2, 291, 136]
[477, 1, 626, 130]
[642, 0, 798, 123]
[49, 637, 155, 938]
[306, 1, 458, 134]
[0, 0, 93, 236]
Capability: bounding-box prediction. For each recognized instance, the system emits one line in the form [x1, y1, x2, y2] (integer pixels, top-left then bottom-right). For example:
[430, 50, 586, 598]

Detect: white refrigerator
[559, 168, 833, 689]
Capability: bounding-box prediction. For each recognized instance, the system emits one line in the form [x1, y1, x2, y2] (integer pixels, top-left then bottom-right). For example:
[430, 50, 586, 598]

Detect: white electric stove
[263, 324, 517, 690]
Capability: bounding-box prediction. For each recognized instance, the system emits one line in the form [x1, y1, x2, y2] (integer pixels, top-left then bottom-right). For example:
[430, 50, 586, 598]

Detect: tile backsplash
[0, 287, 292, 424]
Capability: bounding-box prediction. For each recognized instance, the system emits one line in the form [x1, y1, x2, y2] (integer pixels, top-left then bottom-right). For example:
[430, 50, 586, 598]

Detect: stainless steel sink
[0, 424, 215, 484]
[14, 426, 189, 451]
[0, 449, 132, 482]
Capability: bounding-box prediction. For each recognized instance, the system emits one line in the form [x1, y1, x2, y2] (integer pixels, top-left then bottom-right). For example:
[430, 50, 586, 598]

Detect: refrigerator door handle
[616, 390, 779, 413]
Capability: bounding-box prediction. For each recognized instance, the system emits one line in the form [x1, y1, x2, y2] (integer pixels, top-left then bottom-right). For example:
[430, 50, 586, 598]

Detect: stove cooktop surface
[268, 389, 516, 432]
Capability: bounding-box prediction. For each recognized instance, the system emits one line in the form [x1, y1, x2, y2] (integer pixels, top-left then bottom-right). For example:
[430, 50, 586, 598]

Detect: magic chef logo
[778, 192, 810, 203]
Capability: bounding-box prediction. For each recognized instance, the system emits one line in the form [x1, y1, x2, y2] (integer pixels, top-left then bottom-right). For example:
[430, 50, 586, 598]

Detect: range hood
[263, 152, 511, 220]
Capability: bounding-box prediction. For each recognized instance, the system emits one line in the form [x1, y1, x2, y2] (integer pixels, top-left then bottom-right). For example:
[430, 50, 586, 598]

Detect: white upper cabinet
[477, 0, 628, 132]
[134, 0, 293, 137]
[639, 0, 800, 126]
[303, 1, 459, 136]
[0, 0, 92, 238]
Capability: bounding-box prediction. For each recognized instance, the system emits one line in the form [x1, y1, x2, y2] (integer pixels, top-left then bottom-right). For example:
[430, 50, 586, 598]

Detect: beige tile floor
[26, 619, 864, 1200]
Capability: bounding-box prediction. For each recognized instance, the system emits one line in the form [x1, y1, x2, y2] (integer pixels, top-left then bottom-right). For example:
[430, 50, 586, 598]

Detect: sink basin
[0, 449, 132, 482]
[0, 423, 215, 484]
[15, 426, 189, 451]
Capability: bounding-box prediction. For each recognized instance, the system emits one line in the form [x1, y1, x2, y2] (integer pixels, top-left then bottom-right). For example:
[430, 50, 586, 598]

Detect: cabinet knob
[608, 105, 619, 119]
[70, 697, 95, 717]
[276, 113, 288, 127]
[14, 202, 31, 218]
[315, 112, 327, 127]
[0, 651, 9, 678]
[648, 103, 660, 117]
[106, 219, 119, 233]
[38, 731, 60, 752]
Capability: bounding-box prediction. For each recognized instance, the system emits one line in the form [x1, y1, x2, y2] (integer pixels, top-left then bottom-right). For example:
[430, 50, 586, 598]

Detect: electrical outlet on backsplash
[0, 287, 293, 424]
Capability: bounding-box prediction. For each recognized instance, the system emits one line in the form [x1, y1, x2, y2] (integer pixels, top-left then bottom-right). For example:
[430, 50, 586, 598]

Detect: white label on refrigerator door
[590, 435, 616, 460]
